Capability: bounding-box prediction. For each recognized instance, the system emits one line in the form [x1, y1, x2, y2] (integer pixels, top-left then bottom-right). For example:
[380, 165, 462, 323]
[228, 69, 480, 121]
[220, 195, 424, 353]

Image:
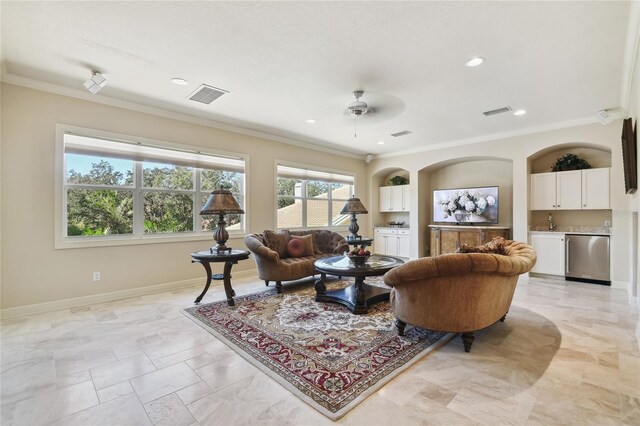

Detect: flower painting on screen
[433, 186, 499, 224]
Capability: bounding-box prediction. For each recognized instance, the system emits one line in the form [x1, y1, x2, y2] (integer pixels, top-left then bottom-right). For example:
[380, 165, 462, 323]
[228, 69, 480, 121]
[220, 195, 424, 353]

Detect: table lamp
[341, 196, 368, 240]
[200, 189, 245, 253]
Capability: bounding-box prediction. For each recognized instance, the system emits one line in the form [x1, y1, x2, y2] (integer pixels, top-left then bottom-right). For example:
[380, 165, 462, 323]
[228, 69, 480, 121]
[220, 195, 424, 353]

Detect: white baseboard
[611, 280, 630, 290]
[0, 268, 258, 319]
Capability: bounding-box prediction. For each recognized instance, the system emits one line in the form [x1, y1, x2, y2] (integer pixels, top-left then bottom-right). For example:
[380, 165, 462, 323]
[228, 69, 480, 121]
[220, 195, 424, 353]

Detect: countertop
[374, 225, 410, 229]
[529, 226, 610, 236]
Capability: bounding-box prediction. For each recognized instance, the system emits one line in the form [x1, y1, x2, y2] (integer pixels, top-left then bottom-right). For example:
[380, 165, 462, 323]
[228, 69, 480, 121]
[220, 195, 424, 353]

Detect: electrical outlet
[604, 220, 611, 227]
[93, 272, 101, 282]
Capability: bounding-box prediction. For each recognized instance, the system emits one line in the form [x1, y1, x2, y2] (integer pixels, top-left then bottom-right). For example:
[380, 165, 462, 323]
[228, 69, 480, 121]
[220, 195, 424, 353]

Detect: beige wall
[367, 121, 631, 285]
[0, 83, 368, 309]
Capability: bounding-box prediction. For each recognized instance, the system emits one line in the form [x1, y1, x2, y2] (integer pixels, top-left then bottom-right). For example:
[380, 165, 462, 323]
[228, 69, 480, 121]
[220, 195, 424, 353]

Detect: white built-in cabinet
[530, 168, 609, 210]
[379, 185, 410, 212]
[374, 228, 410, 258]
[581, 168, 610, 209]
[529, 232, 565, 276]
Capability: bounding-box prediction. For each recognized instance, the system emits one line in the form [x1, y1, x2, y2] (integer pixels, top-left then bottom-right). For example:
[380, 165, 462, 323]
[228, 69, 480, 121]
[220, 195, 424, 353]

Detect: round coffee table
[314, 255, 404, 315]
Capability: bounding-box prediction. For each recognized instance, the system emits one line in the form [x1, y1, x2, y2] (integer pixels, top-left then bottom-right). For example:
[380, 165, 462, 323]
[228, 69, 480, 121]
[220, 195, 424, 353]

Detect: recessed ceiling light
[305, 119, 316, 124]
[513, 109, 527, 116]
[171, 78, 189, 86]
[377, 141, 385, 145]
[464, 57, 485, 67]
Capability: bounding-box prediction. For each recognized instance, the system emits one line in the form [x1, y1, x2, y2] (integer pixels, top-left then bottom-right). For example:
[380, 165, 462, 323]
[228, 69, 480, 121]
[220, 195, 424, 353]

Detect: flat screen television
[433, 186, 499, 224]
[621, 117, 637, 194]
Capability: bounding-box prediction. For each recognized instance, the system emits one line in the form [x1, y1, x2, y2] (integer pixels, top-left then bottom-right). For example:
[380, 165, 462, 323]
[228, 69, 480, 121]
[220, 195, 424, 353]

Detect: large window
[60, 130, 245, 246]
[276, 165, 354, 229]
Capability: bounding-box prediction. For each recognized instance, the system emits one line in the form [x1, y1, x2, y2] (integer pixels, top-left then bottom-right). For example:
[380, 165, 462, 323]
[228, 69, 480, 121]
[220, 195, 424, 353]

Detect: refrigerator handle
[565, 238, 570, 274]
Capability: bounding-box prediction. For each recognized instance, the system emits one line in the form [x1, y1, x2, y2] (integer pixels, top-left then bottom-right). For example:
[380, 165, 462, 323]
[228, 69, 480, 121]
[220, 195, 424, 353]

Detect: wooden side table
[190, 249, 250, 306]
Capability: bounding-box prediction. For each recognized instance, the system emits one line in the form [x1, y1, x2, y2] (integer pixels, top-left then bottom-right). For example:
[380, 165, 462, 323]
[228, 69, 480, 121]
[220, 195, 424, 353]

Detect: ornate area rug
[183, 278, 451, 420]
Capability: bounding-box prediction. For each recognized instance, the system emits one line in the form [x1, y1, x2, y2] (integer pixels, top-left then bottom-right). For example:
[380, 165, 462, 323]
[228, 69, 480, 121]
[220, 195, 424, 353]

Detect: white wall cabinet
[374, 228, 410, 257]
[582, 168, 610, 209]
[529, 232, 565, 276]
[379, 185, 410, 212]
[530, 168, 609, 210]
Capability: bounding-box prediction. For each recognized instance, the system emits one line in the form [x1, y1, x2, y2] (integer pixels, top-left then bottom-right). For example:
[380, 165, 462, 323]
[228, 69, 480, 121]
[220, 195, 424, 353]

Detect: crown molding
[375, 116, 599, 159]
[0, 73, 365, 161]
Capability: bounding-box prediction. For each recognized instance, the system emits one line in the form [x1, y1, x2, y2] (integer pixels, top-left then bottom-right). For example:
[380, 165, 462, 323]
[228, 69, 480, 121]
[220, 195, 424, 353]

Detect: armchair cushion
[456, 236, 506, 255]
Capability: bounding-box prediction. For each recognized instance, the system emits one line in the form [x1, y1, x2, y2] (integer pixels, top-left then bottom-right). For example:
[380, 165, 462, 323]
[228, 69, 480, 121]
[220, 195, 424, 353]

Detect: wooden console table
[428, 225, 511, 256]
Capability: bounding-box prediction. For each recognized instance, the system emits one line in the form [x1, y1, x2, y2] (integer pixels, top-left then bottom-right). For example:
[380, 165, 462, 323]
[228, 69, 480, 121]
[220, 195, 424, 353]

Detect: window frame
[55, 124, 248, 249]
[275, 161, 355, 231]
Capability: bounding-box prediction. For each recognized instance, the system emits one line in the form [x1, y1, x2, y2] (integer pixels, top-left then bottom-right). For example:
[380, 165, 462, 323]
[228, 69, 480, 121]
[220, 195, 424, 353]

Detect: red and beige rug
[183, 278, 451, 420]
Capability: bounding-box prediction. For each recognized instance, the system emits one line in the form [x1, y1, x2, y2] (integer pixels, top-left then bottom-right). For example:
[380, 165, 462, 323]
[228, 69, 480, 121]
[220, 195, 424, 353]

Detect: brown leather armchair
[383, 240, 536, 352]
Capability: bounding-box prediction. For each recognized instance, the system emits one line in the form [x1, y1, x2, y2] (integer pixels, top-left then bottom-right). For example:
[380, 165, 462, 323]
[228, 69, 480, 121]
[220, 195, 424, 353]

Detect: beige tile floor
[1, 274, 639, 425]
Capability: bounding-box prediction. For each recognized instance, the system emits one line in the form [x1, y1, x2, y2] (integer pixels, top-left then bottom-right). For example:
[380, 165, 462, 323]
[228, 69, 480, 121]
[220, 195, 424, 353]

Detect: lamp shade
[340, 197, 368, 215]
[200, 189, 245, 215]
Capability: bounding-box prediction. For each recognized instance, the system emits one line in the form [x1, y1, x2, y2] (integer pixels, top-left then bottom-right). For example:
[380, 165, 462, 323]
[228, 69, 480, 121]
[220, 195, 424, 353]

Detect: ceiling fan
[347, 90, 370, 117]
[346, 90, 372, 138]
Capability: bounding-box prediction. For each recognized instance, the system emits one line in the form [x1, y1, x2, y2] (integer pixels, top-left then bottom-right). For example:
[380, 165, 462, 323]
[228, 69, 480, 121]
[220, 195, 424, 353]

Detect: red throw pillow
[287, 238, 306, 258]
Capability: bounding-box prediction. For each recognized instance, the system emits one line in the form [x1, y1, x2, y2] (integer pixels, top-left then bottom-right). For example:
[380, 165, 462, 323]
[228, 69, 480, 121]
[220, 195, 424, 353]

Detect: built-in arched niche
[528, 143, 612, 231]
[371, 167, 411, 229]
[418, 157, 513, 257]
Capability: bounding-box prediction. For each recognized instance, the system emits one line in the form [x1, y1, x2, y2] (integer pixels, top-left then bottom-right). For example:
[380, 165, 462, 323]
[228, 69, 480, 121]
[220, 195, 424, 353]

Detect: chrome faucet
[548, 212, 556, 231]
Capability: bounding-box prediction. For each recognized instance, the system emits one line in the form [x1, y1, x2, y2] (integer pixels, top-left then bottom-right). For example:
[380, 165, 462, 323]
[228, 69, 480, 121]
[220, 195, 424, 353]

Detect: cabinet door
[482, 229, 509, 244]
[531, 173, 557, 210]
[386, 234, 399, 256]
[459, 230, 480, 247]
[373, 231, 386, 254]
[556, 171, 582, 210]
[440, 229, 459, 254]
[401, 185, 411, 211]
[388, 186, 403, 211]
[530, 233, 565, 276]
[582, 168, 610, 209]
[397, 234, 410, 258]
[379, 187, 392, 212]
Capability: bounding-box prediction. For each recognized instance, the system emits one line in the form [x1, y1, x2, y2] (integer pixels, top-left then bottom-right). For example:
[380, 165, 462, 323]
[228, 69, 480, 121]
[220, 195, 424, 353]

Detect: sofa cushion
[287, 238, 306, 258]
[290, 234, 314, 256]
[263, 229, 290, 258]
[456, 236, 507, 255]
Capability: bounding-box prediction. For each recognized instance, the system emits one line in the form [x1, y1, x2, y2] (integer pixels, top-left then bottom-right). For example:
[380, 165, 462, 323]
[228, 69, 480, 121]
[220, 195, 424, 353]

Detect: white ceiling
[0, 1, 633, 157]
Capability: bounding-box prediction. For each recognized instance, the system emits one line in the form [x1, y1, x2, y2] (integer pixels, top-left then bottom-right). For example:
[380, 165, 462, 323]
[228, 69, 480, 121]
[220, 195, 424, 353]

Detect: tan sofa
[383, 240, 536, 352]
[244, 230, 349, 293]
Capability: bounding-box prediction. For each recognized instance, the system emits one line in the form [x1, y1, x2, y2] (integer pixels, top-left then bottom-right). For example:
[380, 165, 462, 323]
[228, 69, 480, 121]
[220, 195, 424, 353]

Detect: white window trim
[274, 160, 356, 231]
[55, 124, 249, 249]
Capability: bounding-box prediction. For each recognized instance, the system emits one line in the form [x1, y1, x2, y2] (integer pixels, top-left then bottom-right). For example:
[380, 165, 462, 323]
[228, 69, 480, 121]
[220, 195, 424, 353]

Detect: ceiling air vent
[483, 106, 512, 116]
[391, 130, 412, 137]
[187, 84, 228, 105]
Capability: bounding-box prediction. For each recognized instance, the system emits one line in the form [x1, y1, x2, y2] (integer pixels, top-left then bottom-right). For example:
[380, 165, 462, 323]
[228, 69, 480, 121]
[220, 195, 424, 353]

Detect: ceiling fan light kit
[347, 91, 369, 116]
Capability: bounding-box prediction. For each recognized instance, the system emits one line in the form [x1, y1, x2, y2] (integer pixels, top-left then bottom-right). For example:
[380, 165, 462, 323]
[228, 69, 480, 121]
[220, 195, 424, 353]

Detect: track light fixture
[83, 71, 107, 94]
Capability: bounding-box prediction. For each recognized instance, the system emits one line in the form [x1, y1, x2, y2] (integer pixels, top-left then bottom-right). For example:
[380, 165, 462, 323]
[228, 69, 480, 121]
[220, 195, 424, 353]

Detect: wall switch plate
[93, 272, 101, 281]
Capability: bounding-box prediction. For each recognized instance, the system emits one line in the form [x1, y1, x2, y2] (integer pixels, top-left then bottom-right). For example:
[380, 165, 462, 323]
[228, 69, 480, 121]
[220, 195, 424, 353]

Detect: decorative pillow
[290, 234, 314, 257]
[287, 238, 306, 258]
[263, 229, 290, 258]
[456, 236, 507, 255]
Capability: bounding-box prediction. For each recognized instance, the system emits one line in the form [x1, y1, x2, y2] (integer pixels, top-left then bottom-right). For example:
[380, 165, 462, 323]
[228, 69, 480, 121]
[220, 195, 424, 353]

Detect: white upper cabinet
[530, 168, 610, 210]
[379, 185, 411, 212]
[582, 168, 610, 209]
[531, 173, 557, 210]
[556, 170, 582, 210]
